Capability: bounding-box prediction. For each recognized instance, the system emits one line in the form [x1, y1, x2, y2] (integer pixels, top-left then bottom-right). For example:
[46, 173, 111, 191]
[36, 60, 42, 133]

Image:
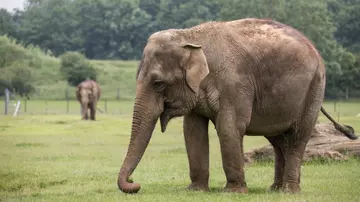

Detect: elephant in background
[117, 18, 357, 194]
[76, 79, 101, 120]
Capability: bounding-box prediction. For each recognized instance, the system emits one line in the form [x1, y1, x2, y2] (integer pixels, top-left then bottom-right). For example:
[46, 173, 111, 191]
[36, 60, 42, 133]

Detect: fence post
[4, 88, 9, 115]
[24, 99, 27, 113]
[45, 100, 48, 114]
[13, 100, 21, 116]
[345, 87, 349, 100]
[105, 99, 108, 113]
[116, 88, 120, 100]
[66, 88, 69, 114]
[334, 101, 337, 112]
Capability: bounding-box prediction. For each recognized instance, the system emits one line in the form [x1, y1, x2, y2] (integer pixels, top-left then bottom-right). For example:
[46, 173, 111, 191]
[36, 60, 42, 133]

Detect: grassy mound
[0, 35, 139, 100]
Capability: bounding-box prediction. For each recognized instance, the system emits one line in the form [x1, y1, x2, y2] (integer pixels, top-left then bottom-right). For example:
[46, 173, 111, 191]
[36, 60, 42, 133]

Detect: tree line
[0, 0, 359, 99]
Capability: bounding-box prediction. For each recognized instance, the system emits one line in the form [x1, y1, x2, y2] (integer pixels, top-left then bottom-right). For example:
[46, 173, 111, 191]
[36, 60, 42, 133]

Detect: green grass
[0, 101, 360, 201]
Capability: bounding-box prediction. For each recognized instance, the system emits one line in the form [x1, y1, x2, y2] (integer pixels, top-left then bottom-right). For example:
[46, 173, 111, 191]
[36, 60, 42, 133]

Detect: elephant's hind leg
[281, 128, 311, 193]
[183, 113, 210, 192]
[281, 79, 324, 193]
[265, 135, 286, 191]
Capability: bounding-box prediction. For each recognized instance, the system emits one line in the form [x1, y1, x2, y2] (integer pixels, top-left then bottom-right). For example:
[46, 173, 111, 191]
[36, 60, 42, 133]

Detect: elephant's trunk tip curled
[117, 174, 141, 194]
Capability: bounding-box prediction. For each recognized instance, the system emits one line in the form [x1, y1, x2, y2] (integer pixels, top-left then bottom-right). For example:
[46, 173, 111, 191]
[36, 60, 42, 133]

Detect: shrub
[59, 51, 97, 86]
[0, 36, 36, 98]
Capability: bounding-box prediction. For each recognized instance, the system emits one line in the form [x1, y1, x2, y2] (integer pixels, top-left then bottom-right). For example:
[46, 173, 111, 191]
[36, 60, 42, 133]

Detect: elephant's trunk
[117, 90, 160, 193]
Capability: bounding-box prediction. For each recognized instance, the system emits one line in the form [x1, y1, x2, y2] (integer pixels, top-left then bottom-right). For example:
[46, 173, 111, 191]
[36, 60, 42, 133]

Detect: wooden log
[245, 123, 359, 164]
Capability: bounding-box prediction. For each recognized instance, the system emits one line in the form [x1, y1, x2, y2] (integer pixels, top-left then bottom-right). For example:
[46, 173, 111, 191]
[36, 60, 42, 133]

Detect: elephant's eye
[153, 80, 166, 92]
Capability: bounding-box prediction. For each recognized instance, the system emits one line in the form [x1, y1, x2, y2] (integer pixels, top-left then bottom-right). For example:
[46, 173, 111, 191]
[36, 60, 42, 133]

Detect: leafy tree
[19, 0, 82, 56]
[0, 9, 16, 37]
[154, 0, 220, 29]
[59, 51, 97, 86]
[330, 0, 360, 52]
[74, 0, 153, 59]
[0, 36, 36, 98]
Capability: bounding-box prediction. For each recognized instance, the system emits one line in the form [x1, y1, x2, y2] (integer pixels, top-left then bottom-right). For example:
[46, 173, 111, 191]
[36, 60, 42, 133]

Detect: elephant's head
[117, 31, 209, 193]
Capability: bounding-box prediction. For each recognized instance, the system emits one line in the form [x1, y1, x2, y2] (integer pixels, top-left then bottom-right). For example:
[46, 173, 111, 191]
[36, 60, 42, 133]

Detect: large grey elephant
[76, 79, 101, 120]
[117, 18, 357, 194]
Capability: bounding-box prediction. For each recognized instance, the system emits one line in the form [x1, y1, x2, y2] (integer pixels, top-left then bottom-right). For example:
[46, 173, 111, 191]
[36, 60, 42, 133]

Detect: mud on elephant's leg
[265, 135, 286, 191]
[216, 110, 248, 194]
[183, 113, 210, 192]
[282, 130, 311, 193]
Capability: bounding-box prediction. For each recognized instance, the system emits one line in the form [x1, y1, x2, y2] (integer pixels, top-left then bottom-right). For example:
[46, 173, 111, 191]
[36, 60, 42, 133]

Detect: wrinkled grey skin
[76, 80, 101, 120]
[117, 18, 357, 194]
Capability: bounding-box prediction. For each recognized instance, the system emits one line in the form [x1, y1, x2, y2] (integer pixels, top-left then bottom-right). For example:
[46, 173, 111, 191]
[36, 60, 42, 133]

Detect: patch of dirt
[245, 123, 360, 164]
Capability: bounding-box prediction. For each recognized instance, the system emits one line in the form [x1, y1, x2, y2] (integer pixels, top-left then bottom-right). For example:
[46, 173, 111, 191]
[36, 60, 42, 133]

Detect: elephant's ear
[182, 43, 209, 93]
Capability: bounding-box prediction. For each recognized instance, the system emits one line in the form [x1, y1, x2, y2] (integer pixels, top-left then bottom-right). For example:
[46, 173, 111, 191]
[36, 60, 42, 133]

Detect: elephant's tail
[96, 107, 104, 113]
[320, 106, 358, 140]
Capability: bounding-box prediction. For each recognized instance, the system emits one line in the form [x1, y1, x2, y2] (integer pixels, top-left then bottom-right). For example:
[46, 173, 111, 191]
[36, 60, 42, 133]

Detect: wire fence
[1, 99, 135, 116]
[1, 89, 359, 117]
[1, 88, 135, 116]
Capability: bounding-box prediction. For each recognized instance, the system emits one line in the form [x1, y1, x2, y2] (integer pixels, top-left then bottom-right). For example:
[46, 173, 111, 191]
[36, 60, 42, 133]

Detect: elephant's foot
[187, 183, 210, 192]
[224, 182, 248, 194]
[269, 183, 282, 192]
[282, 183, 301, 194]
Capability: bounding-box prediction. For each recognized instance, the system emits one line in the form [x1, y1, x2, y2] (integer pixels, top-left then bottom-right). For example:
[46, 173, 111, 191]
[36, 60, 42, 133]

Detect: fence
[3, 88, 21, 116]
[1, 88, 135, 116]
[1, 89, 359, 117]
[28, 86, 133, 101]
[1, 99, 135, 116]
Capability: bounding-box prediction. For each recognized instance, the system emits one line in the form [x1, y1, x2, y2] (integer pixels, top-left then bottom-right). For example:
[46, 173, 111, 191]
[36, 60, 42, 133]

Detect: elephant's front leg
[183, 113, 210, 191]
[216, 109, 248, 193]
[90, 102, 96, 121]
[82, 103, 89, 120]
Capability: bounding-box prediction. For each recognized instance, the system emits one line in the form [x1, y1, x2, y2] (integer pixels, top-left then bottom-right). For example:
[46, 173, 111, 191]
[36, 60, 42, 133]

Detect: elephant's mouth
[160, 101, 187, 133]
[160, 112, 170, 133]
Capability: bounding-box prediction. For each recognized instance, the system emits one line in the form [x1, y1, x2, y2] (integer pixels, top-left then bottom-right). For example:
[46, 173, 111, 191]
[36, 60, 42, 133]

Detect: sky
[0, 0, 25, 11]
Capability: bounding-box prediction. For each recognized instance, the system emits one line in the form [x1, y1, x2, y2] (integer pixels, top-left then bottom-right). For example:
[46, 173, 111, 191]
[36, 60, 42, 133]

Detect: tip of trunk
[117, 176, 141, 194]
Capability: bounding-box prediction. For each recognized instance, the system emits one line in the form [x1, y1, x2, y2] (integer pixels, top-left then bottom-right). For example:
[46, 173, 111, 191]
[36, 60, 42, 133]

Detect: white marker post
[13, 100, 21, 116]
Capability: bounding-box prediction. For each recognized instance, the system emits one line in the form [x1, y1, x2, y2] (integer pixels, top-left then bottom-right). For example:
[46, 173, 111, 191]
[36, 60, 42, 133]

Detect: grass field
[0, 100, 360, 201]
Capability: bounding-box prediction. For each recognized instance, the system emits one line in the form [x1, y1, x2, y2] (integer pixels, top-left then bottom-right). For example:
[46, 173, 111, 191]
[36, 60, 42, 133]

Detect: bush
[0, 36, 36, 98]
[59, 51, 97, 86]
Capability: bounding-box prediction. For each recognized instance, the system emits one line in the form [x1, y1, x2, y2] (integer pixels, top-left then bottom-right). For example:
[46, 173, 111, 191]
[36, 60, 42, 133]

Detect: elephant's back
[226, 18, 322, 65]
